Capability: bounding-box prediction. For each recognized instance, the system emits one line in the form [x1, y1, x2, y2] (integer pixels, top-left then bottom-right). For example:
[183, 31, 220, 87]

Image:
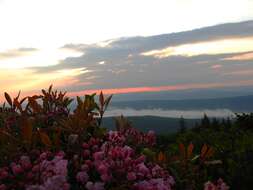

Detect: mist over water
[104, 108, 235, 119]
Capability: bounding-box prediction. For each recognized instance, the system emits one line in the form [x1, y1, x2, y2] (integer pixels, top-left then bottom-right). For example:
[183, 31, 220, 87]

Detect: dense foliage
[157, 114, 253, 190]
[1, 85, 250, 189]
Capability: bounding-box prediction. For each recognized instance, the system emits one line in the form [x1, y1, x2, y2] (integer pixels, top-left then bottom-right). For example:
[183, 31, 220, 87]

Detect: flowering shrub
[0, 86, 231, 189]
[0, 129, 174, 190]
[71, 131, 174, 189]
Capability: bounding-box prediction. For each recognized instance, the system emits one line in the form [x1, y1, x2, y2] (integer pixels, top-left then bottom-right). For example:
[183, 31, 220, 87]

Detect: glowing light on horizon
[0, 48, 83, 69]
[0, 68, 91, 93]
[1, 79, 253, 103]
[141, 37, 253, 58]
[223, 52, 253, 61]
[67, 80, 253, 97]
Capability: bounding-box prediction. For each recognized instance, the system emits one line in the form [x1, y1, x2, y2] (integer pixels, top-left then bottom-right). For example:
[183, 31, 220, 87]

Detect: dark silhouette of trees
[179, 116, 186, 133]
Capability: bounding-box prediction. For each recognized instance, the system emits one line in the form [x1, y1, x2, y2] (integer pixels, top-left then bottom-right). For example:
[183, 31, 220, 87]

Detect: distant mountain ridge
[110, 95, 253, 112]
[102, 116, 199, 134]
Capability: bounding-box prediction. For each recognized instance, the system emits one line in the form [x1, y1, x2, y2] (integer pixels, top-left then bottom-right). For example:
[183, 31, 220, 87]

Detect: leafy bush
[0, 86, 233, 190]
[158, 114, 253, 190]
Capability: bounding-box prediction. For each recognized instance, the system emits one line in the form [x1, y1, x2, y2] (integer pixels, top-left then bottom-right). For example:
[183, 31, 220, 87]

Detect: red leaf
[187, 143, 194, 158]
[158, 152, 166, 162]
[104, 94, 113, 108]
[179, 143, 186, 158]
[205, 147, 214, 158]
[201, 144, 208, 158]
[49, 85, 53, 93]
[21, 117, 33, 143]
[38, 131, 52, 147]
[28, 97, 42, 113]
[13, 98, 22, 112]
[99, 91, 104, 107]
[4, 92, 12, 107]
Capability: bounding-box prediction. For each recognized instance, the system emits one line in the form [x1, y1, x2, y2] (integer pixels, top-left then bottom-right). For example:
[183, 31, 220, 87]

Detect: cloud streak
[67, 79, 253, 97]
[141, 37, 253, 58]
[0, 47, 38, 59]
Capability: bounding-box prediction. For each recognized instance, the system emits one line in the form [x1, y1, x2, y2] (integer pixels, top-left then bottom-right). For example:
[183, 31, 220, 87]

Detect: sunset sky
[0, 0, 253, 101]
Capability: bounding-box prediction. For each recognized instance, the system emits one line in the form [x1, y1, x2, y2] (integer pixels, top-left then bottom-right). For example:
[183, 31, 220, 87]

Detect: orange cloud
[1, 80, 253, 103]
[223, 52, 253, 61]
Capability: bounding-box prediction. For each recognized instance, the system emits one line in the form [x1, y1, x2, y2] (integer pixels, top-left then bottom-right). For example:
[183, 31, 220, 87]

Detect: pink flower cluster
[75, 130, 174, 189]
[0, 151, 69, 190]
[204, 178, 229, 190]
[133, 178, 174, 190]
[0, 127, 172, 190]
[108, 127, 156, 147]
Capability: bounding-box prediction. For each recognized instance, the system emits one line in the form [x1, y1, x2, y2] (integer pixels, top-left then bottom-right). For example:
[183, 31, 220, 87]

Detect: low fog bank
[104, 107, 236, 119]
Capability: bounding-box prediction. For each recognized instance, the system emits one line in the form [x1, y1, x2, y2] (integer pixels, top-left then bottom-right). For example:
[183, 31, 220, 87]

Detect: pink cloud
[210, 64, 222, 69]
[223, 52, 253, 61]
[67, 80, 253, 97]
[223, 69, 253, 76]
[2, 80, 253, 103]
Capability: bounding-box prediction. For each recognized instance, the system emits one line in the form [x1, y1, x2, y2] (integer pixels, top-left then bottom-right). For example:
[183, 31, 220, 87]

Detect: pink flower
[82, 143, 90, 149]
[127, 172, 137, 181]
[26, 172, 34, 180]
[133, 178, 172, 190]
[97, 164, 108, 175]
[108, 131, 126, 144]
[137, 163, 149, 177]
[122, 146, 134, 158]
[217, 178, 229, 190]
[100, 173, 112, 182]
[0, 184, 6, 190]
[0, 184, 7, 190]
[83, 150, 91, 158]
[11, 164, 23, 175]
[40, 152, 48, 160]
[81, 164, 89, 171]
[27, 175, 69, 190]
[76, 171, 89, 184]
[54, 160, 68, 176]
[56, 151, 65, 158]
[0, 169, 8, 180]
[135, 155, 146, 164]
[89, 138, 99, 146]
[204, 179, 229, 190]
[92, 145, 99, 152]
[147, 131, 156, 145]
[204, 181, 216, 190]
[85, 160, 93, 168]
[20, 155, 32, 170]
[85, 181, 105, 190]
[93, 151, 103, 161]
[167, 176, 175, 186]
[32, 164, 40, 173]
